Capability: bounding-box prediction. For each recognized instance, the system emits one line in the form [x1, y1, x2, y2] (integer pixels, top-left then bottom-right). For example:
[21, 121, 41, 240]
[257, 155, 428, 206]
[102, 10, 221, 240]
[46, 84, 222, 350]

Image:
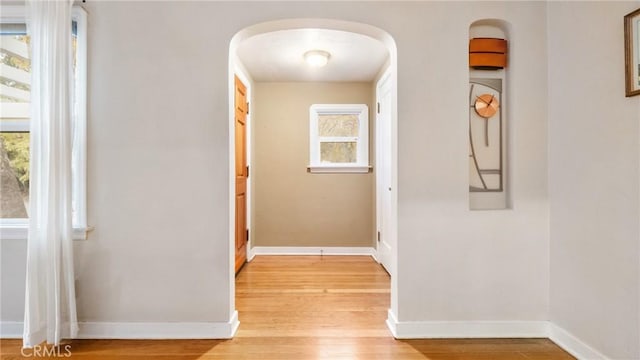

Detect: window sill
[307, 165, 372, 174]
[0, 225, 94, 241]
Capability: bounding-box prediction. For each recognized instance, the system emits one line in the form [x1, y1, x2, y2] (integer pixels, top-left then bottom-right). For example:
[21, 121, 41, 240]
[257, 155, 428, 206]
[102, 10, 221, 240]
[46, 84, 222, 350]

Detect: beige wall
[252, 82, 375, 248]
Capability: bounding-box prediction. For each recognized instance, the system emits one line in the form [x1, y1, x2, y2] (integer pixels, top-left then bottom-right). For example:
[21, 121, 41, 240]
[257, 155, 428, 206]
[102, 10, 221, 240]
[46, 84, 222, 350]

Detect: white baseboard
[386, 310, 614, 359]
[247, 244, 256, 261]
[1, 311, 240, 340]
[2, 313, 612, 360]
[385, 309, 400, 338]
[548, 323, 610, 360]
[249, 246, 376, 259]
[386, 309, 548, 339]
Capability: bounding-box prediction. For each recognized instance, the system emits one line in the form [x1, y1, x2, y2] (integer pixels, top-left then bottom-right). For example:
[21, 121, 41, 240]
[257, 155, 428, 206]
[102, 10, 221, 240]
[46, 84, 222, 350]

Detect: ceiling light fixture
[304, 50, 331, 67]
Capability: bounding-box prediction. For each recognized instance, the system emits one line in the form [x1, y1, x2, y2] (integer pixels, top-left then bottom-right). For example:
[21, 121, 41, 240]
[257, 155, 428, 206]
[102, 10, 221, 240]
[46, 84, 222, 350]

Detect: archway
[227, 18, 399, 335]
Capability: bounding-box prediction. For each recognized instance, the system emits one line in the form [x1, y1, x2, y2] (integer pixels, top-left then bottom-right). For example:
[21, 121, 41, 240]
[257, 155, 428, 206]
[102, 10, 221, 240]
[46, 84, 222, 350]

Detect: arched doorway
[228, 18, 399, 335]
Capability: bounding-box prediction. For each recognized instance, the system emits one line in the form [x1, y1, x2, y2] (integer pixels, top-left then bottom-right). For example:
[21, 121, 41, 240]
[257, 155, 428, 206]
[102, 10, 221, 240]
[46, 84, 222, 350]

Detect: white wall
[1, 240, 26, 322]
[395, 1, 549, 322]
[73, 2, 234, 322]
[86, 0, 547, 327]
[2, 3, 633, 358]
[548, 2, 640, 359]
[1, 0, 549, 328]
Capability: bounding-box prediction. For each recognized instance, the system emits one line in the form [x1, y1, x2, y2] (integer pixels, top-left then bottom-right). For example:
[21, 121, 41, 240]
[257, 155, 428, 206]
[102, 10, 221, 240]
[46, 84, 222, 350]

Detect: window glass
[0, 33, 30, 116]
[0, 132, 29, 218]
[1, 31, 30, 218]
[318, 114, 359, 137]
[320, 142, 357, 163]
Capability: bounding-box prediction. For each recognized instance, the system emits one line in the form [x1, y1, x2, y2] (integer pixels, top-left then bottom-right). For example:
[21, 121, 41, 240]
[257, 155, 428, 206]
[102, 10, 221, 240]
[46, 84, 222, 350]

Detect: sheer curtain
[23, 0, 78, 348]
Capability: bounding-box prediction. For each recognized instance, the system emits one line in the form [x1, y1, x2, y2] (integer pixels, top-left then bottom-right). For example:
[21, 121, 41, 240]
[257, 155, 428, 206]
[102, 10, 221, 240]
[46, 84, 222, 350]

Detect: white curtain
[23, 0, 78, 348]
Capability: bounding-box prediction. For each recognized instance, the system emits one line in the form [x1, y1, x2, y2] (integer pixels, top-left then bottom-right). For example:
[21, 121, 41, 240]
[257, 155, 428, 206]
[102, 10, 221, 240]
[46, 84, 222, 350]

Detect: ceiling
[236, 28, 389, 82]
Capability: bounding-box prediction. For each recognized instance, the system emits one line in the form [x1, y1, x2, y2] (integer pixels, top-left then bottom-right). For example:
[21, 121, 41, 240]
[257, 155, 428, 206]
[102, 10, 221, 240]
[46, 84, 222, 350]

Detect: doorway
[228, 18, 398, 333]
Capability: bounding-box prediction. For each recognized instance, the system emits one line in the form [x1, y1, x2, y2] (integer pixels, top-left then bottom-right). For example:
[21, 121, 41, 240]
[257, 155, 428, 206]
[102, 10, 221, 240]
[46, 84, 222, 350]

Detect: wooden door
[234, 76, 248, 273]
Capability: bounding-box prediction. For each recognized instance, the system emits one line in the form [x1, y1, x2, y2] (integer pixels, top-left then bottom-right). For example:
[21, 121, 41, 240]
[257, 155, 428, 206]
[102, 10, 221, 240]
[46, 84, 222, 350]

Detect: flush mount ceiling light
[304, 50, 331, 67]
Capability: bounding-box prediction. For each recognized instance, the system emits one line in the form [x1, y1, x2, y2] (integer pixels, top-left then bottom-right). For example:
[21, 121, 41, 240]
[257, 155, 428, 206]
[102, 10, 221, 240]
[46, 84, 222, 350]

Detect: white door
[376, 69, 393, 276]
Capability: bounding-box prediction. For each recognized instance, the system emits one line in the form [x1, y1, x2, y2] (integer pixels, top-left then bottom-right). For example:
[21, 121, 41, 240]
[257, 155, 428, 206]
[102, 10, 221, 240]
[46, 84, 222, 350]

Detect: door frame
[228, 18, 399, 332]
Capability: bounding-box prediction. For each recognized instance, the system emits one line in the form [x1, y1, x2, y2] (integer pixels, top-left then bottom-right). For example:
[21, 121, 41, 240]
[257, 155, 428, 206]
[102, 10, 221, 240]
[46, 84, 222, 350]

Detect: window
[0, 6, 87, 240]
[309, 104, 369, 173]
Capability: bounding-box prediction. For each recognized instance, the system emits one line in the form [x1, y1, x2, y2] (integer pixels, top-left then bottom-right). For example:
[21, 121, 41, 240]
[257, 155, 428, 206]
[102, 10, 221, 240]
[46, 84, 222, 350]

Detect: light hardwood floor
[1, 255, 574, 359]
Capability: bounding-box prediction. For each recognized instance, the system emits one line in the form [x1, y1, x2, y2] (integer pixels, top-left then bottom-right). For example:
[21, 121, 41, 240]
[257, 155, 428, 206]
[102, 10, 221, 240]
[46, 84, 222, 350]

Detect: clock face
[474, 94, 499, 118]
[469, 79, 502, 192]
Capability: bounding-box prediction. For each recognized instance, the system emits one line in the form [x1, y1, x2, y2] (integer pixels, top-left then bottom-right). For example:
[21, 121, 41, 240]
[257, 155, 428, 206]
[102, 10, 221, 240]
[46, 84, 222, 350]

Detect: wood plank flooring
[1, 255, 574, 359]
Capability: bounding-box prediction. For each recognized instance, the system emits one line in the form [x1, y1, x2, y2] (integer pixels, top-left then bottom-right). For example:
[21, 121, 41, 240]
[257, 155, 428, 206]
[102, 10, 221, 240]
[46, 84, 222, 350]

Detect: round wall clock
[474, 94, 499, 118]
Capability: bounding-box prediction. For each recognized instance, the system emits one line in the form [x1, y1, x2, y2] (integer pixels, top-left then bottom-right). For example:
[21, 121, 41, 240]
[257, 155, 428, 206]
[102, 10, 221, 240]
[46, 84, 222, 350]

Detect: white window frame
[0, 6, 88, 240]
[309, 104, 369, 173]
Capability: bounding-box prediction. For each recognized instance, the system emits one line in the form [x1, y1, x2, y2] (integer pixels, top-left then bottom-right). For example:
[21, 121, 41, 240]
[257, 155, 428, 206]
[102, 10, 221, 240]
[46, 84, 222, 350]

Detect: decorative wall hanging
[469, 78, 503, 192]
[469, 21, 509, 210]
[625, 8, 640, 97]
[469, 38, 507, 70]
